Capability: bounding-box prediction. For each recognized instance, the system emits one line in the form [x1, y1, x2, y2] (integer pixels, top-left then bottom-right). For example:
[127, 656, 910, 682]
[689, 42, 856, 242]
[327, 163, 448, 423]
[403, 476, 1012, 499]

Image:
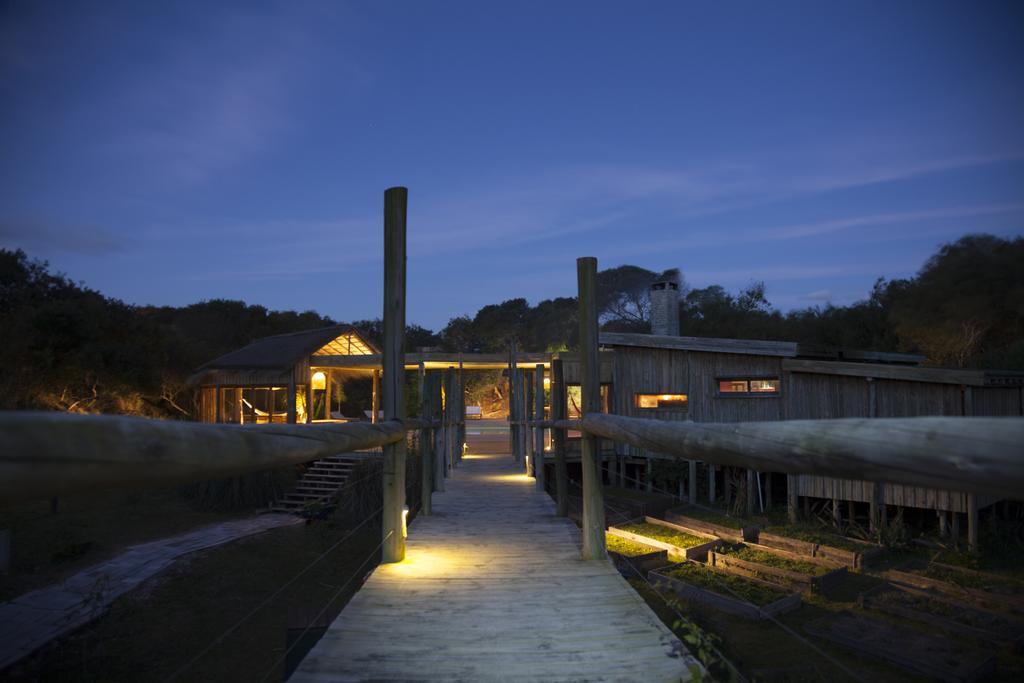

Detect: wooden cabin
[598, 330, 1024, 526]
[188, 325, 380, 424]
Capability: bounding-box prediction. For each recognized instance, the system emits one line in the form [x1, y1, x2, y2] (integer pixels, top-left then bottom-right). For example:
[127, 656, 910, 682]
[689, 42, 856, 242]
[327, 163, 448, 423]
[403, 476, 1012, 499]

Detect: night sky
[2, 1, 1022, 330]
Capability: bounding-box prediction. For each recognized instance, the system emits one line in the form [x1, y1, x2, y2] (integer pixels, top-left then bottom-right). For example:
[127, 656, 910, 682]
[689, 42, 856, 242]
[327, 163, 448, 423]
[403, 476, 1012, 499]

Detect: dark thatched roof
[196, 325, 379, 372]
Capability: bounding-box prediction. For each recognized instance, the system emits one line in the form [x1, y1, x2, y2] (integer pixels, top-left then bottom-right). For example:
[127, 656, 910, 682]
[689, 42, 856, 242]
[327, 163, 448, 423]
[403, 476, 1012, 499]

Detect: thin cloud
[0, 218, 129, 255]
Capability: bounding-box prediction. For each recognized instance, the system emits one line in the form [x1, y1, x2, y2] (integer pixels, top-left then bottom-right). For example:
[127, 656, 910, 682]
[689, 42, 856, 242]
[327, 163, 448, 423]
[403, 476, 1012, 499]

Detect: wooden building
[598, 330, 1024, 526]
[189, 325, 380, 424]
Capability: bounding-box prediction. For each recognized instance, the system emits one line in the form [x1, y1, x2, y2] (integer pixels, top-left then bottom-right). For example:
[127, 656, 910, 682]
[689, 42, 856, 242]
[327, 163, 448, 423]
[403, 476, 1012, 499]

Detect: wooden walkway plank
[291, 450, 698, 682]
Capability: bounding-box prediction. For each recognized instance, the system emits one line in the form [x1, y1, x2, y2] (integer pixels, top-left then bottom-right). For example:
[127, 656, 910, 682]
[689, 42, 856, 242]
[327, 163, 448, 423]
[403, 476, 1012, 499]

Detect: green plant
[616, 522, 710, 549]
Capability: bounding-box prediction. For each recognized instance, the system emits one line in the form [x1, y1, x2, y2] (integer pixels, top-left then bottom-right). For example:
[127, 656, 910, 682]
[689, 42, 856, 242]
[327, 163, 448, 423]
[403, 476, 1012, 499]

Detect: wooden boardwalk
[292, 448, 697, 682]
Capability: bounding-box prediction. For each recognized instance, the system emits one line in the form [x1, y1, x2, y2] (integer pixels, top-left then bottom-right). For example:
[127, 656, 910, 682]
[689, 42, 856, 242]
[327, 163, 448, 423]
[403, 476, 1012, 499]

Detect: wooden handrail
[0, 412, 408, 504]
[579, 413, 1024, 499]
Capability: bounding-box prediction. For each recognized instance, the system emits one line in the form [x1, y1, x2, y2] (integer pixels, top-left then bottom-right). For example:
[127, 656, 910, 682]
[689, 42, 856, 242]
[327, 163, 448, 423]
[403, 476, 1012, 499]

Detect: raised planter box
[663, 507, 758, 543]
[607, 524, 721, 562]
[882, 568, 1024, 615]
[859, 584, 1024, 648]
[608, 548, 670, 581]
[708, 550, 847, 594]
[805, 614, 996, 683]
[650, 565, 802, 620]
[758, 531, 883, 569]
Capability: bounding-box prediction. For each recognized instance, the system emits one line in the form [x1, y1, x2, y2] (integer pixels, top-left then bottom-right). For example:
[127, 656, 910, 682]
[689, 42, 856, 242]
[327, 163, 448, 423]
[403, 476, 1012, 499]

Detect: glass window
[635, 393, 688, 409]
[718, 378, 780, 395]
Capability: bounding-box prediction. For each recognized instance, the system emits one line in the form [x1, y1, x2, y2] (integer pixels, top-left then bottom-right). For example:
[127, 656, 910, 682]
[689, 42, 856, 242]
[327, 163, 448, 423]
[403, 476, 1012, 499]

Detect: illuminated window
[635, 393, 688, 409]
[717, 378, 780, 395]
[313, 331, 375, 356]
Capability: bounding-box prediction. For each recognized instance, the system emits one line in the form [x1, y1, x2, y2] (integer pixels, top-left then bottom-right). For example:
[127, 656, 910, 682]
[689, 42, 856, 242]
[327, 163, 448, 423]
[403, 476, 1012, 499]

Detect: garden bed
[883, 567, 1024, 616]
[859, 584, 1024, 647]
[650, 562, 801, 620]
[804, 613, 996, 683]
[709, 545, 847, 594]
[663, 506, 758, 543]
[608, 521, 720, 561]
[605, 534, 669, 580]
[759, 526, 883, 568]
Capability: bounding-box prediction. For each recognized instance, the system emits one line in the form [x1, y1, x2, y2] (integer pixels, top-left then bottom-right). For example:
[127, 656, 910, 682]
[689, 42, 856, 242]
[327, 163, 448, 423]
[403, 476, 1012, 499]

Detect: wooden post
[214, 384, 222, 423]
[938, 510, 948, 537]
[645, 458, 653, 492]
[381, 186, 407, 564]
[787, 474, 798, 523]
[287, 378, 297, 424]
[967, 493, 978, 552]
[458, 355, 465, 464]
[507, 346, 515, 458]
[577, 256, 606, 560]
[724, 467, 732, 507]
[514, 358, 526, 467]
[323, 371, 332, 420]
[870, 481, 885, 532]
[688, 461, 697, 504]
[420, 365, 432, 515]
[746, 469, 755, 516]
[534, 364, 545, 492]
[764, 471, 772, 511]
[552, 358, 569, 517]
[371, 369, 380, 423]
[524, 369, 534, 476]
[708, 466, 716, 504]
[305, 378, 313, 424]
[951, 510, 961, 542]
[432, 373, 445, 493]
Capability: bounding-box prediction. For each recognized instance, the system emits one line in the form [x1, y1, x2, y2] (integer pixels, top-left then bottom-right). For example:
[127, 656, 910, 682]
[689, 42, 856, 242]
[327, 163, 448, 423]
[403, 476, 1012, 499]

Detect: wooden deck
[292, 447, 697, 682]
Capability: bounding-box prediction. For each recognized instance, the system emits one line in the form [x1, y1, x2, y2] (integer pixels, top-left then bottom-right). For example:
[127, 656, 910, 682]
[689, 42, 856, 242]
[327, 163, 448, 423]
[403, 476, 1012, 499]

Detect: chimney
[649, 269, 680, 336]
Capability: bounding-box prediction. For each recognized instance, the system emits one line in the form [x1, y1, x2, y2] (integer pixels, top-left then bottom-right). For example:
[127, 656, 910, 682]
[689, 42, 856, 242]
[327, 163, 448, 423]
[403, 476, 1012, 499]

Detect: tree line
[1, 233, 1020, 418]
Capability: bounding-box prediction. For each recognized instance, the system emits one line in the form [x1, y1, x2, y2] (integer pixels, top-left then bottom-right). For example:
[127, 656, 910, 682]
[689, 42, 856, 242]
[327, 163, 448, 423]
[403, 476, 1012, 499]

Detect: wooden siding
[874, 378, 963, 417]
[786, 373, 870, 420]
[687, 352, 783, 423]
[972, 386, 1023, 416]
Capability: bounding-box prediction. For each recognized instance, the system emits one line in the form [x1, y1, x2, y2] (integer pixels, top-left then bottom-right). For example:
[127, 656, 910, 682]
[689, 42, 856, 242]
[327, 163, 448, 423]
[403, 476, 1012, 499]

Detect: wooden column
[577, 256, 606, 560]
[381, 186, 407, 564]
[458, 356, 465, 464]
[746, 469, 756, 516]
[419, 364, 432, 515]
[507, 346, 515, 458]
[551, 359, 569, 516]
[967, 493, 979, 552]
[870, 482, 885, 533]
[305, 379, 313, 424]
[764, 472, 772, 511]
[432, 373, 445, 493]
[235, 388, 243, 424]
[524, 369, 534, 476]
[644, 459, 653, 492]
[287, 378, 297, 424]
[514, 358, 526, 467]
[534, 364, 546, 492]
[371, 369, 380, 423]
[688, 461, 697, 504]
[708, 466, 716, 504]
[323, 371, 332, 420]
[214, 384, 222, 423]
[938, 510, 948, 537]
[787, 474, 799, 523]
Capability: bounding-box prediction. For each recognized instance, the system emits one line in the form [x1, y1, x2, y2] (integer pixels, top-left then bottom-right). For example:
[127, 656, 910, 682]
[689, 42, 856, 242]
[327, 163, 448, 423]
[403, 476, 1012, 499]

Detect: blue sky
[2, 0, 1022, 330]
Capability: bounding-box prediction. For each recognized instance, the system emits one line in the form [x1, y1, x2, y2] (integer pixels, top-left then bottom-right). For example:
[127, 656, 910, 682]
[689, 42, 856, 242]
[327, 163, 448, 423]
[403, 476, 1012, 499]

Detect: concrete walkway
[0, 513, 302, 671]
[292, 450, 697, 682]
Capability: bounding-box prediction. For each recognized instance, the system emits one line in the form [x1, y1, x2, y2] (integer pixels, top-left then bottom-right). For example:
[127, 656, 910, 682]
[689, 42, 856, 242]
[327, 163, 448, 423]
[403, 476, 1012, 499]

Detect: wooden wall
[608, 344, 1021, 512]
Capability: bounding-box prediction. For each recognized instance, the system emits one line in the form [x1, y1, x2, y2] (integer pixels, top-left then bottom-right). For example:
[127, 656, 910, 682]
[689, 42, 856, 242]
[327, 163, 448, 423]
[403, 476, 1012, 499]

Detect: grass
[727, 546, 830, 576]
[762, 523, 869, 552]
[661, 562, 788, 606]
[0, 486, 250, 602]
[616, 522, 710, 549]
[606, 533, 662, 557]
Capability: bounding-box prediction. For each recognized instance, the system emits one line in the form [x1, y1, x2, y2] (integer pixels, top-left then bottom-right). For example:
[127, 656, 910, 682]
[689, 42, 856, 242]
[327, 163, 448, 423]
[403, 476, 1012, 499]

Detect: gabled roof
[196, 325, 379, 372]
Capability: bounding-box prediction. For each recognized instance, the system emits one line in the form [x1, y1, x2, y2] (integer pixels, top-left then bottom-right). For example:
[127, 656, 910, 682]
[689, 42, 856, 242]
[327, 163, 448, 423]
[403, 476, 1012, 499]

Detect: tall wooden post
[305, 379, 313, 424]
[513, 358, 526, 467]
[458, 355, 465, 464]
[787, 474, 799, 523]
[967, 493, 979, 552]
[381, 186, 407, 564]
[287, 378, 297, 424]
[419, 364, 432, 515]
[708, 466, 716, 504]
[688, 461, 697, 504]
[534, 364, 546, 492]
[432, 373, 445, 493]
[746, 469, 756, 516]
[524, 370, 535, 476]
[509, 345, 520, 462]
[551, 359, 568, 516]
[577, 257, 606, 560]
[371, 369, 380, 423]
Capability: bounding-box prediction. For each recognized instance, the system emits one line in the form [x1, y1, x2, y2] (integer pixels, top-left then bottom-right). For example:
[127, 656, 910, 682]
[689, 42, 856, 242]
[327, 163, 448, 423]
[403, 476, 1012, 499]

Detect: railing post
[787, 474, 799, 523]
[551, 358, 568, 516]
[507, 346, 516, 459]
[524, 368, 534, 476]
[577, 256, 606, 560]
[432, 373, 445, 493]
[534, 363, 546, 492]
[444, 368, 455, 474]
[458, 355, 465, 464]
[420, 364, 432, 516]
[382, 186, 407, 564]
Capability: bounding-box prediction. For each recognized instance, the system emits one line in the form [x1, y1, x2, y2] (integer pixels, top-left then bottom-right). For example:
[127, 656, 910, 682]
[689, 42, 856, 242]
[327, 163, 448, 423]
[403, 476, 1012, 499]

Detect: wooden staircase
[270, 454, 362, 515]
